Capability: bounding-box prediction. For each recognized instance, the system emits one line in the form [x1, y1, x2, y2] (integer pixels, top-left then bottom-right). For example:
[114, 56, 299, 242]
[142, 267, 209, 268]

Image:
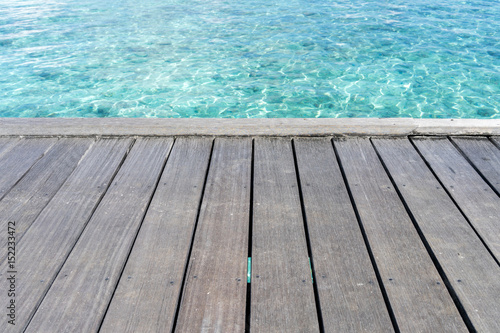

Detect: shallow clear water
[1, 0, 499, 118]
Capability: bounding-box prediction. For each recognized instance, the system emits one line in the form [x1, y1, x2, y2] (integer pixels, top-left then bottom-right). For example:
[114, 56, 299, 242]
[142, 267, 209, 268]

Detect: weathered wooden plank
[294, 137, 394, 332]
[0, 138, 57, 200]
[175, 138, 252, 332]
[1, 118, 500, 136]
[412, 137, 500, 261]
[25, 138, 173, 333]
[251, 137, 319, 332]
[491, 136, 500, 147]
[100, 137, 212, 333]
[451, 136, 500, 194]
[2, 138, 132, 332]
[373, 138, 500, 332]
[0, 138, 93, 246]
[334, 138, 466, 332]
[0, 137, 20, 159]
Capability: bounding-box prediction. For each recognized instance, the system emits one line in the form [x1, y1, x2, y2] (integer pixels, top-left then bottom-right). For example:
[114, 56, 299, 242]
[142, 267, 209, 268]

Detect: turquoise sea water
[1, 0, 499, 118]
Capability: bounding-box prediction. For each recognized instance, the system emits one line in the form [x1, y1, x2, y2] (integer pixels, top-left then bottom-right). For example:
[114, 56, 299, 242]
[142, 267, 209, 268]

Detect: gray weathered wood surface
[100, 138, 212, 333]
[294, 137, 393, 332]
[334, 137, 466, 332]
[0, 138, 92, 245]
[25, 138, 172, 333]
[1, 118, 500, 136]
[413, 137, 500, 262]
[0, 134, 498, 333]
[251, 137, 319, 333]
[451, 136, 500, 194]
[2, 139, 132, 332]
[0, 138, 19, 159]
[0, 138, 56, 200]
[373, 138, 500, 332]
[175, 138, 251, 332]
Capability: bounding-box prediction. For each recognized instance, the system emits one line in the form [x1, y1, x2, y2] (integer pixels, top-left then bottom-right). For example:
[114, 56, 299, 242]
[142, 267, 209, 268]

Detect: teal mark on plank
[246, 257, 312, 283]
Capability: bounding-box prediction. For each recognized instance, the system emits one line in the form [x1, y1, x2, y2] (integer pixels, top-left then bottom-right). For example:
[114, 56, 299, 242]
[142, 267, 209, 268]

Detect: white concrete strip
[0, 118, 499, 136]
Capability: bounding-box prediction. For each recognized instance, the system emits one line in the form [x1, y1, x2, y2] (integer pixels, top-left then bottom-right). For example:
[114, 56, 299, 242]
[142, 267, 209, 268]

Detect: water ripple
[0, 0, 499, 118]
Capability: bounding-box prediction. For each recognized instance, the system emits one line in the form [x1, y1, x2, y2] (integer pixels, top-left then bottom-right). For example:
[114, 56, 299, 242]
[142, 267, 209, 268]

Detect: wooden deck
[1, 133, 499, 332]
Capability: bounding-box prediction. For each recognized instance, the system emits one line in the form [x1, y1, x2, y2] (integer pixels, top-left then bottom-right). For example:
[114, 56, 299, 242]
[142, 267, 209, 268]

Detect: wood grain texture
[0, 138, 93, 245]
[175, 138, 252, 333]
[100, 137, 212, 333]
[0, 137, 19, 159]
[334, 137, 466, 333]
[2, 138, 132, 332]
[251, 137, 319, 333]
[491, 136, 500, 147]
[0, 138, 57, 200]
[451, 136, 500, 194]
[1, 134, 497, 332]
[294, 137, 394, 332]
[25, 138, 172, 333]
[412, 137, 500, 261]
[1, 118, 500, 136]
[373, 138, 500, 332]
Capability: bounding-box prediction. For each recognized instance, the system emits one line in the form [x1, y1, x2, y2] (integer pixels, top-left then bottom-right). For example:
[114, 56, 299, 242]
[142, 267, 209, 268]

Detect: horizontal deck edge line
[0, 118, 499, 137]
